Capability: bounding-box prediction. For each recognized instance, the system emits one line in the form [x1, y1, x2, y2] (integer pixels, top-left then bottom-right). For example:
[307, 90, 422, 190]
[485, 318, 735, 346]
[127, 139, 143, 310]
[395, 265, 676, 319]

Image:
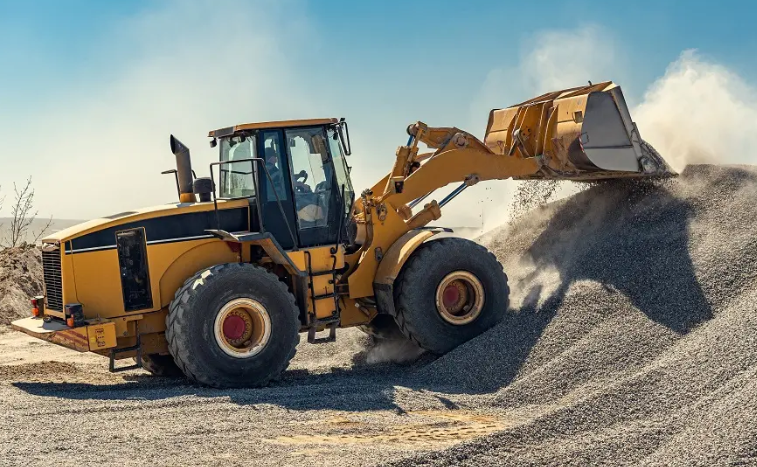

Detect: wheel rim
[435, 271, 485, 325]
[213, 298, 271, 358]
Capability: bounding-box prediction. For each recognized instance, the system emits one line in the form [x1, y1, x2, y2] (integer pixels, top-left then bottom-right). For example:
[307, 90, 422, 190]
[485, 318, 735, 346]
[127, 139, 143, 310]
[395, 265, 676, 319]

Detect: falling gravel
[1, 164, 756, 466]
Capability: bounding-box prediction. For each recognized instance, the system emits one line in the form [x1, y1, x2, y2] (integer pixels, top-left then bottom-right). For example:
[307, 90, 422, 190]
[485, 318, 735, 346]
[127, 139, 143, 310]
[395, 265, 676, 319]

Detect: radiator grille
[42, 248, 63, 311]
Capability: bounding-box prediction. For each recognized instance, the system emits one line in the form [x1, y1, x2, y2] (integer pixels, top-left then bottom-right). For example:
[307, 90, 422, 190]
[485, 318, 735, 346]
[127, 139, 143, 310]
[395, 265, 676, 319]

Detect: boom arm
[344, 122, 541, 298]
[379, 123, 540, 208]
[343, 82, 675, 298]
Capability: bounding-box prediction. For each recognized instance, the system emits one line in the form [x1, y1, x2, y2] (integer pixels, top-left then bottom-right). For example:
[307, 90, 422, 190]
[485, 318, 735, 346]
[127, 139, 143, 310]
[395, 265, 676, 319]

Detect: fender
[158, 241, 240, 308]
[372, 228, 445, 315]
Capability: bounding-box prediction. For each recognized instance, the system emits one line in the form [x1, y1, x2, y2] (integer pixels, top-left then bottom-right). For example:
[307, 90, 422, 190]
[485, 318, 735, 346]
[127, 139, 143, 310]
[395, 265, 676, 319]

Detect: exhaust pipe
[169, 135, 196, 203]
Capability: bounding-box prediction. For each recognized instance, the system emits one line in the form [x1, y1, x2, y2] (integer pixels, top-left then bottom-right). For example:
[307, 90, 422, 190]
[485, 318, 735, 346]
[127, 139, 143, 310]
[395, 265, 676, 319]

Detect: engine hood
[43, 199, 251, 249]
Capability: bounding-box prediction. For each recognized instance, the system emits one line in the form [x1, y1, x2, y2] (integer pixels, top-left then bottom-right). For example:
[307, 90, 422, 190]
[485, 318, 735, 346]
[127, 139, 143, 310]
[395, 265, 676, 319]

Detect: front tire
[165, 263, 300, 388]
[393, 238, 509, 354]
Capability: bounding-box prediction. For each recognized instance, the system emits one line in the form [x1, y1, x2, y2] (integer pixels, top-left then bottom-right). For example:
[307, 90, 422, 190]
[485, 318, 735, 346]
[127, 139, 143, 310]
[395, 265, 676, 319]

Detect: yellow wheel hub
[435, 271, 485, 325]
[213, 298, 271, 358]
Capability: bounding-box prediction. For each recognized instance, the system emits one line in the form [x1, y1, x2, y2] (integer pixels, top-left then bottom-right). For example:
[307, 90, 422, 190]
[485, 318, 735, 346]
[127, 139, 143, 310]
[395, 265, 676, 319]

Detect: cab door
[284, 127, 344, 248]
[257, 129, 299, 250]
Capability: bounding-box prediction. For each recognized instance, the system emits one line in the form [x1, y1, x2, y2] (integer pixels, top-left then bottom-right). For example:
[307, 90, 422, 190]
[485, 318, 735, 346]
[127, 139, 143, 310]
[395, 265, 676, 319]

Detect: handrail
[332, 184, 346, 254]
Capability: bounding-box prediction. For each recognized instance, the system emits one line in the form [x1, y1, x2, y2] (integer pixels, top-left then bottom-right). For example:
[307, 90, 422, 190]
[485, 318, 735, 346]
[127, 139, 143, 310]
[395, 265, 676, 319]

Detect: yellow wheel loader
[12, 81, 674, 387]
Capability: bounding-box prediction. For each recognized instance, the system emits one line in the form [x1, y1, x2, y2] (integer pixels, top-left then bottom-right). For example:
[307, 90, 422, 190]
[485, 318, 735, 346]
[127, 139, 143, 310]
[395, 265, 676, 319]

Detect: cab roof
[208, 118, 339, 138]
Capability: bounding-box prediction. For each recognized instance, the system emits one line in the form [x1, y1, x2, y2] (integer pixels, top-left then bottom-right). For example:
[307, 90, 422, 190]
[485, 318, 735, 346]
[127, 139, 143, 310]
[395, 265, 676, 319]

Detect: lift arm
[343, 82, 675, 299]
[343, 123, 540, 298]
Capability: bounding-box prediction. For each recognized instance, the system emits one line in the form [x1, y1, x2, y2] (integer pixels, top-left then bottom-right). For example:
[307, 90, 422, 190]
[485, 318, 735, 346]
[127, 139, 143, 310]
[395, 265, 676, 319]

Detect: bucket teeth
[639, 140, 677, 178]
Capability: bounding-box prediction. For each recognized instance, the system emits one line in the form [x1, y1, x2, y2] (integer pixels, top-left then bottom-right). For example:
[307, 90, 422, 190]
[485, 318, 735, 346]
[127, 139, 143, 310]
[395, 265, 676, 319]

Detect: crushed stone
[390, 164, 757, 466]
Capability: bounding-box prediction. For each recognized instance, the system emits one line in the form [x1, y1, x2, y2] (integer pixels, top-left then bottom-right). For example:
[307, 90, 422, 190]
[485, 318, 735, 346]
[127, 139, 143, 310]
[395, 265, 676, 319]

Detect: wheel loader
[12, 81, 674, 387]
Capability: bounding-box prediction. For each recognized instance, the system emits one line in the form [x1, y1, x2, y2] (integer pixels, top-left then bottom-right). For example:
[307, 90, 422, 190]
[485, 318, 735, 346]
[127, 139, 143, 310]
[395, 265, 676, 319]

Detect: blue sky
[1, 0, 756, 224]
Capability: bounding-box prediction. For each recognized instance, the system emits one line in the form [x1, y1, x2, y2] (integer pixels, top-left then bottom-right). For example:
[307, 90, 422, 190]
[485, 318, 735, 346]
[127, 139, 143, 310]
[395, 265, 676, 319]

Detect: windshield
[286, 128, 333, 229]
[219, 135, 257, 198]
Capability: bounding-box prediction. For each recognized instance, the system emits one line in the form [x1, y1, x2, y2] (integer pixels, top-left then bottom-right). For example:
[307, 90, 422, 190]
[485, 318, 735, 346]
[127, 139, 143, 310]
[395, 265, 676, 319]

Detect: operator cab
[208, 118, 355, 250]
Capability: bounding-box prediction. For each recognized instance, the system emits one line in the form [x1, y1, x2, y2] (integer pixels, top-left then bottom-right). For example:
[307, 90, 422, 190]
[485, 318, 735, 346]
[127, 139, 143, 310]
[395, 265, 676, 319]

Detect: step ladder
[304, 247, 347, 344]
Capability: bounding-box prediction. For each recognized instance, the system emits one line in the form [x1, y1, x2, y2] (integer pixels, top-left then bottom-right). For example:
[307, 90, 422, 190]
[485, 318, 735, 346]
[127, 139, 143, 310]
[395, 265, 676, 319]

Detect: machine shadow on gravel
[11, 364, 415, 411]
[523, 179, 712, 334]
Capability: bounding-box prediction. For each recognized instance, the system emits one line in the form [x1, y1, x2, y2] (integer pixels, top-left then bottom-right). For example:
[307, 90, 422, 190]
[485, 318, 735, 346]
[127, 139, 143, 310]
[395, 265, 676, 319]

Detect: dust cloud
[444, 26, 620, 232]
[634, 50, 757, 171]
[363, 338, 426, 365]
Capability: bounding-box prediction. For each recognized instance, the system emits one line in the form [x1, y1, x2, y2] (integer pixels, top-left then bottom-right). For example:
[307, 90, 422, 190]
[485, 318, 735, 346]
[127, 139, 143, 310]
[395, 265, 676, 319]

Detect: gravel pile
[0, 245, 42, 325]
[391, 164, 757, 466]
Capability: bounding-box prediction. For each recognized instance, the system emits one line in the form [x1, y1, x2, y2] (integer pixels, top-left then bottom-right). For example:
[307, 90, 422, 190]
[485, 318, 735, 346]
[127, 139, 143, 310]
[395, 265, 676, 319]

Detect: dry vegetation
[0, 177, 53, 249]
[0, 178, 49, 326]
[0, 245, 43, 325]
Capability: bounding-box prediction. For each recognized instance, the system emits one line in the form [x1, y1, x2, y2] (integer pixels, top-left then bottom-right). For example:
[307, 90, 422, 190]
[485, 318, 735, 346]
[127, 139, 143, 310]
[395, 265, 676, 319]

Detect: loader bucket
[484, 81, 676, 181]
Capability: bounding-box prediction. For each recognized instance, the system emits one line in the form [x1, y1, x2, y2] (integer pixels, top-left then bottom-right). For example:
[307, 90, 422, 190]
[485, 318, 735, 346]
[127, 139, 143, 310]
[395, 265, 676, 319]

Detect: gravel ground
[1, 164, 755, 466]
[1, 328, 503, 467]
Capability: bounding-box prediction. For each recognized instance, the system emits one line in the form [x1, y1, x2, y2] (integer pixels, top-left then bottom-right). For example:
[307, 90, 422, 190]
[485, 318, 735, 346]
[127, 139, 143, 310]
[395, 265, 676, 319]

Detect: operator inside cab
[285, 130, 333, 228]
[263, 139, 325, 225]
[264, 144, 286, 196]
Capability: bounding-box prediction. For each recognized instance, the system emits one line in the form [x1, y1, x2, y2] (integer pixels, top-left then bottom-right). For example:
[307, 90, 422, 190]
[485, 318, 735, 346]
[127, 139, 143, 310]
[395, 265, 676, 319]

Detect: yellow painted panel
[288, 246, 344, 272]
[43, 198, 249, 243]
[87, 322, 117, 350]
[72, 249, 125, 317]
[213, 118, 338, 136]
[374, 230, 437, 286]
[70, 239, 238, 320]
[311, 275, 333, 297]
[315, 300, 336, 319]
[339, 297, 374, 327]
[157, 241, 239, 308]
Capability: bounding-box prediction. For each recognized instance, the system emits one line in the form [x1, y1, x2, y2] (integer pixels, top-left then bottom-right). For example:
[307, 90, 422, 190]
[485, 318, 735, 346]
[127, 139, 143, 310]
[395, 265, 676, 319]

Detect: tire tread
[165, 263, 300, 388]
[392, 237, 509, 353]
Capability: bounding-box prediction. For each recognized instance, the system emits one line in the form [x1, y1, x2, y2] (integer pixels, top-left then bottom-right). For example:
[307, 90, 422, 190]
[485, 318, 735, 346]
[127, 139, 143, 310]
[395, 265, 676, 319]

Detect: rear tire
[165, 263, 300, 388]
[393, 238, 509, 354]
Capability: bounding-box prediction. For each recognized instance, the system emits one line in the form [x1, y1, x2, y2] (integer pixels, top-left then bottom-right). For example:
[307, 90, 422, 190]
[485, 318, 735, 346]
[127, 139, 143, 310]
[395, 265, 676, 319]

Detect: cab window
[285, 128, 332, 229]
[219, 135, 257, 198]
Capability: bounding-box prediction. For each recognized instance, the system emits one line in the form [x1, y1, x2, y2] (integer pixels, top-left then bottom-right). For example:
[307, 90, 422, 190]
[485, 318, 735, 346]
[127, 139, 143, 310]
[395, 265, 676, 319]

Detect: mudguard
[372, 228, 443, 315]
